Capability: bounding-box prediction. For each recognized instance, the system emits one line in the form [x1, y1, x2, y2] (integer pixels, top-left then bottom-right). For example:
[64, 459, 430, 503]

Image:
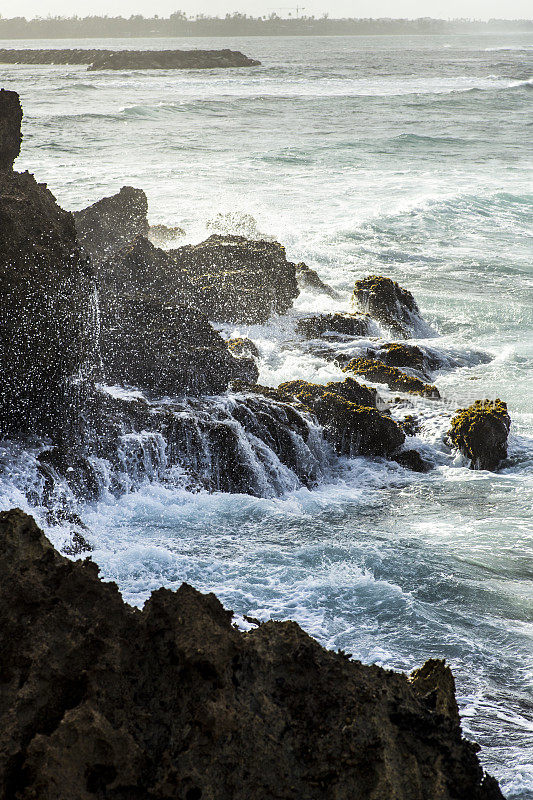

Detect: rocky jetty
[448, 399, 510, 470]
[0, 508, 503, 800]
[0, 48, 261, 70]
[353, 275, 433, 338]
[73, 186, 149, 264]
[0, 89, 93, 440]
[169, 234, 299, 323]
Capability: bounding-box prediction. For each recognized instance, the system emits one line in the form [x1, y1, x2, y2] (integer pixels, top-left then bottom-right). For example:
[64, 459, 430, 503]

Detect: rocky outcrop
[295, 262, 339, 297]
[169, 235, 299, 323]
[353, 275, 433, 338]
[0, 508, 503, 800]
[448, 399, 510, 470]
[278, 379, 404, 456]
[73, 186, 149, 264]
[0, 48, 261, 70]
[339, 358, 440, 399]
[0, 91, 93, 440]
[97, 236, 256, 394]
[227, 337, 260, 359]
[297, 312, 373, 339]
[0, 89, 22, 170]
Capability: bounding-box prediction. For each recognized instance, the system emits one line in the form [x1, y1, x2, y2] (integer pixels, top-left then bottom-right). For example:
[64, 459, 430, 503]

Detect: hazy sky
[1, 0, 531, 21]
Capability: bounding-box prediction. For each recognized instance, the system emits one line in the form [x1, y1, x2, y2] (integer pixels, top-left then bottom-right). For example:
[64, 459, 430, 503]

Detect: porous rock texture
[448, 399, 510, 470]
[353, 275, 432, 338]
[73, 186, 149, 264]
[0, 509, 503, 800]
[97, 236, 257, 394]
[0, 91, 93, 439]
[169, 235, 299, 323]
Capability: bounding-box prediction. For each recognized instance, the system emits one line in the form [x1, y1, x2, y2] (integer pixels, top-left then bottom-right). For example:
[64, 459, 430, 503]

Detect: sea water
[0, 33, 532, 796]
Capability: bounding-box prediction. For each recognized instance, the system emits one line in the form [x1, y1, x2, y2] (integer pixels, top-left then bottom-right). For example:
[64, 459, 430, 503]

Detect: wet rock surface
[448, 399, 510, 470]
[73, 186, 149, 264]
[297, 312, 373, 339]
[339, 357, 441, 399]
[353, 275, 433, 338]
[0, 508, 504, 800]
[169, 235, 299, 323]
[0, 95, 93, 439]
[295, 261, 339, 297]
[0, 48, 261, 70]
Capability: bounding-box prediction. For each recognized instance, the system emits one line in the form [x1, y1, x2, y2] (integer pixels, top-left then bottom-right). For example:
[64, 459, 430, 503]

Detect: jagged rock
[296, 262, 339, 297]
[378, 342, 428, 372]
[393, 449, 432, 473]
[278, 379, 404, 456]
[0, 509, 503, 800]
[96, 236, 253, 395]
[448, 399, 510, 470]
[73, 186, 149, 264]
[0, 92, 93, 439]
[340, 358, 440, 399]
[227, 337, 260, 359]
[169, 235, 299, 323]
[0, 89, 22, 170]
[297, 312, 373, 339]
[353, 275, 432, 338]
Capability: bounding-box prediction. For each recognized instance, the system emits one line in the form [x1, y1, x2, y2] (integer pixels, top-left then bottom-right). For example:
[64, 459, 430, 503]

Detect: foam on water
[0, 31, 532, 798]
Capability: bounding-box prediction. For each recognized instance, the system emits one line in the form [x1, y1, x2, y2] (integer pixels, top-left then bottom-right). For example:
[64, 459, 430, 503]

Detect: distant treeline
[0, 14, 531, 38]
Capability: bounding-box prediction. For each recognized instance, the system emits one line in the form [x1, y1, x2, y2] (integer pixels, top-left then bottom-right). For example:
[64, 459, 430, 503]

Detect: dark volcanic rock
[73, 185, 149, 264]
[0, 89, 22, 170]
[393, 449, 433, 473]
[295, 262, 339, 297]
[297, 312, 373, 339]
[169, 235, 299, 323]
[98, 236, 252, 395]
[448, 399, 510, 470]
[278, 379, 404, 456]
[340, 358, 440, 399]
[227, 337, 260, 360]
[0, 508, 504, 800]
[0, 94, 93, 439]
[353, 275, 433, 338]
[0, 48, 261, 70]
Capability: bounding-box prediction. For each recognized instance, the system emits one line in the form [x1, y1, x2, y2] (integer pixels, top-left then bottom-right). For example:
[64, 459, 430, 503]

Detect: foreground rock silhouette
[0, 509, 503, 800]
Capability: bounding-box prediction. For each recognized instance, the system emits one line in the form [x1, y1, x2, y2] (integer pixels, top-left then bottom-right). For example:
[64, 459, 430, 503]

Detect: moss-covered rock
[278, 379, 404, 456]
[296, 312, 372, 339]
[378, 343, 427, 372]
[169, 234, 299, 323]
[448, 399, 510, 470]
[340, 358, 440, 399]
[352, 274, 431, 337]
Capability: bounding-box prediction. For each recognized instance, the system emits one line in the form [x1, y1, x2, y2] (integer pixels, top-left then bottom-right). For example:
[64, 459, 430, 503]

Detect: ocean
[0, 33, 532, 797]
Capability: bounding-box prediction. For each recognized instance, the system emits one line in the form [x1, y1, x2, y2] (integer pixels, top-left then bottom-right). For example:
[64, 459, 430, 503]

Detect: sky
[1, 0, 531, 21]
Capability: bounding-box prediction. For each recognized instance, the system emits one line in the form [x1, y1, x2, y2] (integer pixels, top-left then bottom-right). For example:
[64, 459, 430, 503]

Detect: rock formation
[73, 186, 149, 264]
[339, 358, 441, 399]
[169, 235, 299, 323]
[296, 312, 373, 339]
[448, 399, 510, 470]
[0, 90, 93, 440]
[0, 509, 503, 800]
[0, 48, 261, 70]
[353, 275, 433, 338]
[295, 262, 339, 297]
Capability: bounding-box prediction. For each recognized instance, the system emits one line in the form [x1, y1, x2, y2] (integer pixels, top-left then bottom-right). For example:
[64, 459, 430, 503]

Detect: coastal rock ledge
[0, 509, 503, 800]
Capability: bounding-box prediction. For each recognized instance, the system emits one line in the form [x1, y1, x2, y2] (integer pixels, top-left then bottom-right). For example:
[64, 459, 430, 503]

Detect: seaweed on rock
[448, 399, 510, 471]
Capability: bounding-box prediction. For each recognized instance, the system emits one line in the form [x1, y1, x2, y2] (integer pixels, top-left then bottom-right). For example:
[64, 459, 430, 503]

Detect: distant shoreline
[0, 16, 531, 41]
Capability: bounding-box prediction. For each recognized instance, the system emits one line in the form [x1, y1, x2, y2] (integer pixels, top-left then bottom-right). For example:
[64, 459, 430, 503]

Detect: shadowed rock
[297, 312, 373, 339]
[448, 399, 510, 470]
[0, 92, 93, 439]
[353, 275, 433, 338]
[73, 186, 149, 264]
[169, 235, 299, 323]
[0, 508, 504, 800]
[0, 48, 261, 70]
[296, 262, 339, 297]
[339, 357, 440, 399]
[0, 89, 22, 170]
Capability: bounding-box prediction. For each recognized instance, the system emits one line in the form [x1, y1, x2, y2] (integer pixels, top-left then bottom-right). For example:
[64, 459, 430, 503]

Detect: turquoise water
[1, 33, 532, 796]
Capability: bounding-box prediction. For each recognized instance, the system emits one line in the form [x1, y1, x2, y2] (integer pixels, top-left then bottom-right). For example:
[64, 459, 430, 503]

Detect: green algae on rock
[227, 337, 260, 360]
[352, 274, 431, 338]
[340, 358, 440, 399]
[0, 508, 504, 800]
[448, 399, 510, 471]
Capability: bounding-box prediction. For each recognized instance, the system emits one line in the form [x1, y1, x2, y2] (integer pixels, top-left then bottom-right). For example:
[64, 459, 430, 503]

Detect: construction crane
[268, 6, 307, 18]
